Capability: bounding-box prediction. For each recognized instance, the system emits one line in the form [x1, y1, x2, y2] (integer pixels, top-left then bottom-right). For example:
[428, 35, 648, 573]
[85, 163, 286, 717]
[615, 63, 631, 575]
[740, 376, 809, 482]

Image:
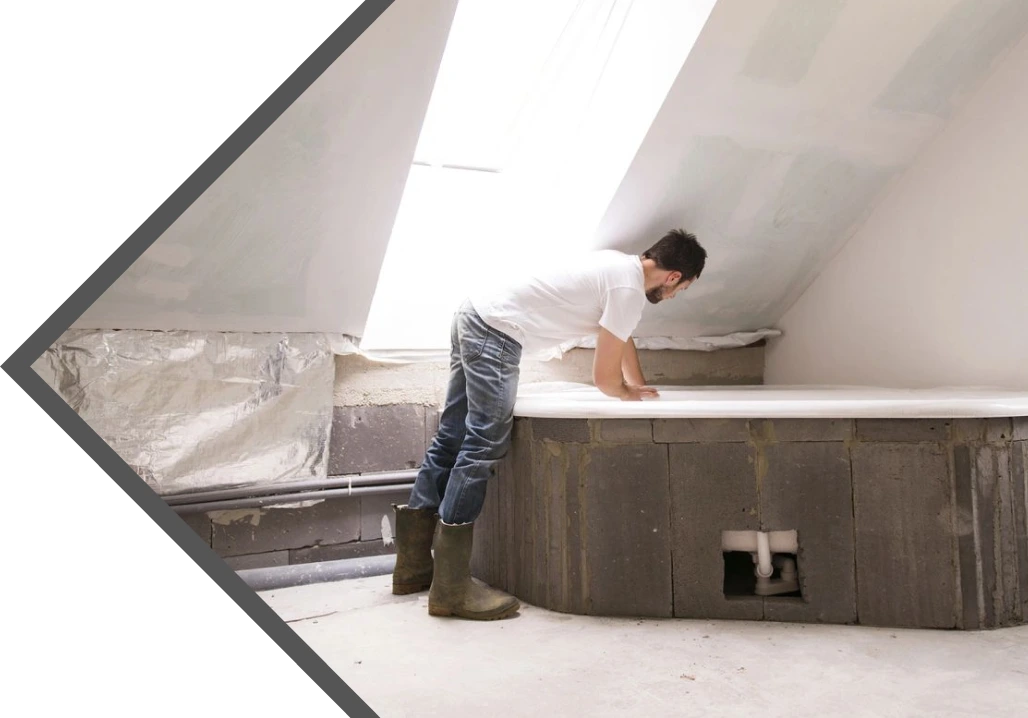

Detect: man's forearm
[596, 377, 629, 399]
[621, 337, 645, 386]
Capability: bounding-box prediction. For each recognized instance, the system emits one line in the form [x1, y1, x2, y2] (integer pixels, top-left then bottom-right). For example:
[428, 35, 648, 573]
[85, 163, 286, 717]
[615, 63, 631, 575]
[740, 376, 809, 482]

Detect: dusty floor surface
[261, 575, 1028, 717]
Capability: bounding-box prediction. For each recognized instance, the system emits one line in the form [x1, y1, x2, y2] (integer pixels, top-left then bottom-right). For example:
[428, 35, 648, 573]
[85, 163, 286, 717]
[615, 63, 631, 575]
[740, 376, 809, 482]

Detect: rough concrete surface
[330, 405, 428, 474]
[261, 575, 1028, 718]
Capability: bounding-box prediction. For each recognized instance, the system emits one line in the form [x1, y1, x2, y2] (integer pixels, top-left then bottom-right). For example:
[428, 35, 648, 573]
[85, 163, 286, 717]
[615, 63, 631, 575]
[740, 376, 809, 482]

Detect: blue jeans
[408, 299, 522, 524]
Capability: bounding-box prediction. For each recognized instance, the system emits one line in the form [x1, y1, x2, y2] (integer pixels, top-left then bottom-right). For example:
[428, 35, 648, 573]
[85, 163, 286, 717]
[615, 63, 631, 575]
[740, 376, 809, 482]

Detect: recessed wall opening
[723, 551, 802, 599]
[723, 551, 758, 597]
[721, 530, 802, 600]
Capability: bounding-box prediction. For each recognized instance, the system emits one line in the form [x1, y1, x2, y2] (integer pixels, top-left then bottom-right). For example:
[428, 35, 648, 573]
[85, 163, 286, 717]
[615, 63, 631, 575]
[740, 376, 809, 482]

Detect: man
[391, 229, 707, 620]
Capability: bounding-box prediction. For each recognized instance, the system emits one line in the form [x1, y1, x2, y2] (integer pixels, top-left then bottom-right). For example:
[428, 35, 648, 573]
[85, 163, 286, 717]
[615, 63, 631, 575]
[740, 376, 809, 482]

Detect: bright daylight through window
[360, 0, 715, 353]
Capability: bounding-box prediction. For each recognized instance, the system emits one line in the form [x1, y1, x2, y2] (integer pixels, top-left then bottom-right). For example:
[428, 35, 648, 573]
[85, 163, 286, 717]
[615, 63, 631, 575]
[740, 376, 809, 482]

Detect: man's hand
[621, 383, 660, 401]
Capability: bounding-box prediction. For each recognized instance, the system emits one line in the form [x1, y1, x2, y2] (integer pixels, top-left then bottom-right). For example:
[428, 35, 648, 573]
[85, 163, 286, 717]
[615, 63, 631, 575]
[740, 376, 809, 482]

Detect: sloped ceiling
[73, 0, 459, 336]
[596, 0, 1028, 339]
[74, 0, 1028, 344]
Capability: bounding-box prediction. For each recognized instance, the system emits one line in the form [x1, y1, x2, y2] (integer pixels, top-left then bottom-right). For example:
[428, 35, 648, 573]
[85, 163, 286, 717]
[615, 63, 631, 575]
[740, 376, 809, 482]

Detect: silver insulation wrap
[31, 330, 335, 496]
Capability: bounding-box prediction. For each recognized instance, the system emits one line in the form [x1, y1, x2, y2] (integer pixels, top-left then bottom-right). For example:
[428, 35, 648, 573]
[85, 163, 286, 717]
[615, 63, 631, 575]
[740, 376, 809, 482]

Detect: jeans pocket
[459, 319, 489, 362]
[500, 335, 522, 367]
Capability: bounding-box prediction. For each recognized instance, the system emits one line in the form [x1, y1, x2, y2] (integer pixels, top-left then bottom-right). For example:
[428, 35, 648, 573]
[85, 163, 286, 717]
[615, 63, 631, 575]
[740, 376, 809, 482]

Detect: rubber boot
[391, 504, 437, 595]
[428, 520, 520, 620]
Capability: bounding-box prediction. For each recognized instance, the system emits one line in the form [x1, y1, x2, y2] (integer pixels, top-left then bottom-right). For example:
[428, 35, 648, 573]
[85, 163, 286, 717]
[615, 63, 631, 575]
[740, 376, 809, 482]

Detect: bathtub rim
[512, 383, 1028, 419]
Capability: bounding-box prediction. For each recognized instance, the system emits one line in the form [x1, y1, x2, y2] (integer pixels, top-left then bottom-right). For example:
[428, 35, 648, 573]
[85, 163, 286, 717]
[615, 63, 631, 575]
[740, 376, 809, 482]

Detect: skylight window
[360, 0, 716, 353]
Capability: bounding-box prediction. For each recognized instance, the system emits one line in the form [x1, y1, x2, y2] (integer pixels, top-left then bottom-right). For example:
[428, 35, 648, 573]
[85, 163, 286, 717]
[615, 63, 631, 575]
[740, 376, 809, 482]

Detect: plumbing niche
[721, 530, 801, 599]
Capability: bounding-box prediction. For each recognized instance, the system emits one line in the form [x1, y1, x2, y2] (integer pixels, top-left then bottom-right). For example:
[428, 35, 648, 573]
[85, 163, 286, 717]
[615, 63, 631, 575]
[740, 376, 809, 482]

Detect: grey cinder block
[179, 511, 212, 546]
[761, 442, 856, 624]
[765, 418, 853, 442]
[953, 445, 981, 629]
[655, 418, 751, 443]
[852, 443, 957, 628]
[974, 444, 1019, 627]
[670, 442, 763, 621]
[1013, 418, 1028, 442]
[595, 419, 654, 443]
[1012, 442, 1028, 622]
[360, 491, 410, 542]
[289, 539, 394, 565]
[329, 404, 427, 475]
[211, 498, 362, 557]
[531, 418, 591, 443]
[855, 419, 951, 443]
[986, 418, 1014, 444]
[583, 444, 672, 617]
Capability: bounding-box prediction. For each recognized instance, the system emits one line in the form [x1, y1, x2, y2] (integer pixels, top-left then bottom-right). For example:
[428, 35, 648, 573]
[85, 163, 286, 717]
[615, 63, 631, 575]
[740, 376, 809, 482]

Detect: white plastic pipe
[721, 530, 757, 552]
[720, 530, 797, 553]
[755, 531, 773, 578]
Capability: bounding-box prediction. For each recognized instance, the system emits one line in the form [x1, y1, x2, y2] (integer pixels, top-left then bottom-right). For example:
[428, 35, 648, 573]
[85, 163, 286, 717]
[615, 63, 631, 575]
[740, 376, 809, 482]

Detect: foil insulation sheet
[31, 329, 335, 496]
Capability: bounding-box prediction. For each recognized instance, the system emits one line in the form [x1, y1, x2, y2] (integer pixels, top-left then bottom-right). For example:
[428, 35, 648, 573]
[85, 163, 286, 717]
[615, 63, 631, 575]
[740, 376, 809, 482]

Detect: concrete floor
[261, 575, 1028, 718]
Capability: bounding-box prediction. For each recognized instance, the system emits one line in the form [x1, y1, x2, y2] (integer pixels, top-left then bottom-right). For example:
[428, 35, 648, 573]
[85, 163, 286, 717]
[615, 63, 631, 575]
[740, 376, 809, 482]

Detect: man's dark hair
[642, 229, 706, 282]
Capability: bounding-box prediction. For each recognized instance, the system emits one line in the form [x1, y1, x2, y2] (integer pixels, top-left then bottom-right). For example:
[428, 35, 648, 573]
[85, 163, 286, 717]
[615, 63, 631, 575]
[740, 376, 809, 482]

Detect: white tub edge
[512, 384, 1028, 419]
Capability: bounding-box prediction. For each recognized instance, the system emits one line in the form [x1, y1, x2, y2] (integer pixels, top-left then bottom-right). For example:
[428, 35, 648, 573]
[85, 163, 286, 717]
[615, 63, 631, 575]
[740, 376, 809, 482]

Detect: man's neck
[640, 257, 662, 292]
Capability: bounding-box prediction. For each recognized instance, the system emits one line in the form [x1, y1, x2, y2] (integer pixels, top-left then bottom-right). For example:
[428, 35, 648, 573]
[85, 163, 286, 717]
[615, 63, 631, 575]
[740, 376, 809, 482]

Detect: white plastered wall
[73, 0, 459, 336]
[765, 31, 1028, 389]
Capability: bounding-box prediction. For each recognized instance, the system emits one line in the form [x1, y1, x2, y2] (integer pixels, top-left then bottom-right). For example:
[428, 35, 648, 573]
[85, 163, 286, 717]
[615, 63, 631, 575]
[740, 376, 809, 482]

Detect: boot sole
[427, 602, 520, 620]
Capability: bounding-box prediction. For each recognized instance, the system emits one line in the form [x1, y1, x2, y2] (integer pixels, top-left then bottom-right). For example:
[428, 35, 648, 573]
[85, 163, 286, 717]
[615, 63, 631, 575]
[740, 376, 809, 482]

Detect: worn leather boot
[391, 504, 437, 595]
[428, 520, 520, 620]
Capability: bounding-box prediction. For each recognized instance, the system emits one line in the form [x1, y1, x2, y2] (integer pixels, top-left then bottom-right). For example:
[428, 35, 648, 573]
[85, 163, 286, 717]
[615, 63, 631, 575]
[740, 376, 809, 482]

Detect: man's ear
[667, 271, 682, 286]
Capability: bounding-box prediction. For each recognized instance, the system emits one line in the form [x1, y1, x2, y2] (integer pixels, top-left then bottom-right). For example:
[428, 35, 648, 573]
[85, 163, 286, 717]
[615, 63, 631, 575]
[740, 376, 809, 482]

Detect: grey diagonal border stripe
[2, 2, 396, 716]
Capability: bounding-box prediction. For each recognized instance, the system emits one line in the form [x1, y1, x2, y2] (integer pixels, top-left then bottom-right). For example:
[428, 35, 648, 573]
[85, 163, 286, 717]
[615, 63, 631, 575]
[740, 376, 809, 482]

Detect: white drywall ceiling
[74, 0, 459, 336]
[594, 0, 1028, 340]
[72, 0, 1028, 343]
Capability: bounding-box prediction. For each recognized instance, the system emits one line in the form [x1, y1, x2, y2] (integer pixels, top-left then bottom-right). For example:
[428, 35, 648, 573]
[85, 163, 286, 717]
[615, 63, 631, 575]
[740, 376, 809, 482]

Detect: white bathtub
[514, 383, 1028, 419]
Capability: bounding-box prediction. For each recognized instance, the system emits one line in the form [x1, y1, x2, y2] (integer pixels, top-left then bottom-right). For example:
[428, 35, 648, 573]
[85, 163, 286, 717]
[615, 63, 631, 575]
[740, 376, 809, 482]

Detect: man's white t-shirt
[468, 250, 646, 355]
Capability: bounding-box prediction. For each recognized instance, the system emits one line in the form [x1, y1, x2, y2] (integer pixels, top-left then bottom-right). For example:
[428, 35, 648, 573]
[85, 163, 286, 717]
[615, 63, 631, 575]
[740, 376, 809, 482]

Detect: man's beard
[646, 287, 665, 304]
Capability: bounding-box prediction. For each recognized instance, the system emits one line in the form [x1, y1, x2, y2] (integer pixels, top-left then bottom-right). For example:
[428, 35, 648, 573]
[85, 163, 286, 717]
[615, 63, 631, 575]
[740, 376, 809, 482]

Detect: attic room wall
[765, 30, 1028, 389]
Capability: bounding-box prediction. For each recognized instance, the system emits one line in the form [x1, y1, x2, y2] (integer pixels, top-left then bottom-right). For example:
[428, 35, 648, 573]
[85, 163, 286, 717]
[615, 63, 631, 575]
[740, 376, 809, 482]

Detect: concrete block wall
[180, 404, 438, 570]
[470, 416, 1028, 630]
[180, 344, 766, 571]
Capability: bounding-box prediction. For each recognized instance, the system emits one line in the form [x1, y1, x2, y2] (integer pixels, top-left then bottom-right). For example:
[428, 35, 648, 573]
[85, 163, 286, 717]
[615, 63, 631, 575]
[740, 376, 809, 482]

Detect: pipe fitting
[755, 531, 773, 578]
